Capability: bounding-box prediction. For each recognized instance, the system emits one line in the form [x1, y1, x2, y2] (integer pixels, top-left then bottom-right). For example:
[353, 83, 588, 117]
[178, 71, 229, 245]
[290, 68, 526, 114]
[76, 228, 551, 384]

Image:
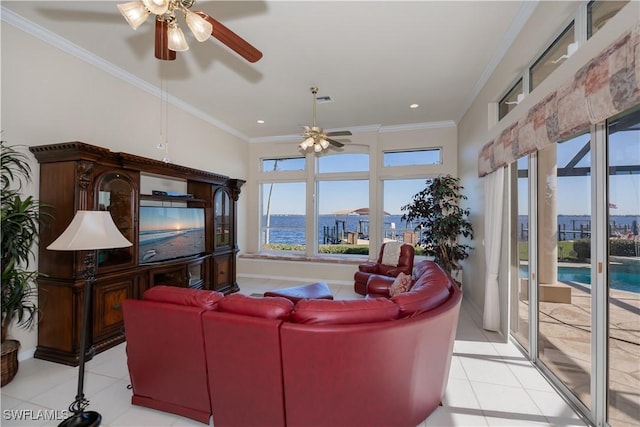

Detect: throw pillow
[381, 241, 403, 266]
[389, 272, 412, 297]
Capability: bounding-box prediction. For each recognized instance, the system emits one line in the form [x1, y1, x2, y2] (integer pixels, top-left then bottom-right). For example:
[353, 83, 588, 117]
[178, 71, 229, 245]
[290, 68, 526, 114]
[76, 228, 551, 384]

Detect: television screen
[139, 206, 206, 264]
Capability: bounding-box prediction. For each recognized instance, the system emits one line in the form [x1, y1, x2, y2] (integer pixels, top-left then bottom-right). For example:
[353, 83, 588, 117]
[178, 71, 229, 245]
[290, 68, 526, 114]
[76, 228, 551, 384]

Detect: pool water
[519, 265, 640, 293]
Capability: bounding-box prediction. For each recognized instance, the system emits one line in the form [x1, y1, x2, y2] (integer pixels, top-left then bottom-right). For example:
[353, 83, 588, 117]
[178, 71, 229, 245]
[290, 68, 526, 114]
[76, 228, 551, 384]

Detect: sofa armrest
[366, 275, 395, 297]
[358, 263, 379, 273]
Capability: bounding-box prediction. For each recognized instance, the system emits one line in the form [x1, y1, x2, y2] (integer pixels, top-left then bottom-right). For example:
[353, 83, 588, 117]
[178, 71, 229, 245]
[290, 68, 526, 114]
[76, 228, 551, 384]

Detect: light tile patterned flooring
[1, 278, 588, 426]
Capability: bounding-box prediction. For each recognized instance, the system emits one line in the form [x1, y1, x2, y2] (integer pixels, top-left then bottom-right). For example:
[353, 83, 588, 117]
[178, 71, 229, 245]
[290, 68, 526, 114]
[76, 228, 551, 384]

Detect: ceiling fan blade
[326, 138, 345, 148]
[195, 12, 263, 63]
[155, 18, 176, 61]
[326, 130, 352, 137]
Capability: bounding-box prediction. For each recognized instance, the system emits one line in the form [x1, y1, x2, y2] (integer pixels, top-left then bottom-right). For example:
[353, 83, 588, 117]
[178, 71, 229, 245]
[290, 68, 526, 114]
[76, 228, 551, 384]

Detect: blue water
[520, 265, 639, 293]
[265, 214, 639, 245]
[518, 215, 639, 241]
[263, 214, 409, 245]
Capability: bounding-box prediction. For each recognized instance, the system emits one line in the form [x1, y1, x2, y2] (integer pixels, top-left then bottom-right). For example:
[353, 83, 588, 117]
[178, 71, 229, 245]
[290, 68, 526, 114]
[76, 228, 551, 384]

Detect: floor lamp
[47, 211, 132, 427]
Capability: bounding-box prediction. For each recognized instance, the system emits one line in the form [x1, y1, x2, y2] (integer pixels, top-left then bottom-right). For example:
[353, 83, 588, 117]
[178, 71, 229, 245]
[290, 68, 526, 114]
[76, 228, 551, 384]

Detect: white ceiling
[3, 1, 542, 142]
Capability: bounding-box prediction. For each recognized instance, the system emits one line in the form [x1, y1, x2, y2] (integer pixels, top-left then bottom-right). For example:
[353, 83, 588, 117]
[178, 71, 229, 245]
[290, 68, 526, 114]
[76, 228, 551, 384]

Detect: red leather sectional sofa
[122, 260, 462, 427]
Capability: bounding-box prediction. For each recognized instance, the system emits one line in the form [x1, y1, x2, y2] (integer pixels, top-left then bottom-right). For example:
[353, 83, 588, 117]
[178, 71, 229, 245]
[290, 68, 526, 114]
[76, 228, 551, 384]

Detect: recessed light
[410, 104, 419, 109]
[257, 119, 265, 124]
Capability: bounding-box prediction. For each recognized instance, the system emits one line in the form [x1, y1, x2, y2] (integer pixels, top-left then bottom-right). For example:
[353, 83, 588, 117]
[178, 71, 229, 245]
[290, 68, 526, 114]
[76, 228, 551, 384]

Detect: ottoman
[264, 282, 333, 304]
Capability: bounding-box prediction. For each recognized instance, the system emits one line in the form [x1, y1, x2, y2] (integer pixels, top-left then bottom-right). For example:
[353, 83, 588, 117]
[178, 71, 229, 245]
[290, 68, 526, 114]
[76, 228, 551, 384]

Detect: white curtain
[483, 167, 504, 331]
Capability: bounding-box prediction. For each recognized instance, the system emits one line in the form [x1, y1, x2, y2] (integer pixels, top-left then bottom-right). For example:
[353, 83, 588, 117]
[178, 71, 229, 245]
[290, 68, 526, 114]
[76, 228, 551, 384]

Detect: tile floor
[1, 278, 589, 427]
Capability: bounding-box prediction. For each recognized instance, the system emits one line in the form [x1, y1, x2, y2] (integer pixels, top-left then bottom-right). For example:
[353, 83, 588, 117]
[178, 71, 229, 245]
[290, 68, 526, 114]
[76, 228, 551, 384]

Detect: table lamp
[47, 211, 132, 427]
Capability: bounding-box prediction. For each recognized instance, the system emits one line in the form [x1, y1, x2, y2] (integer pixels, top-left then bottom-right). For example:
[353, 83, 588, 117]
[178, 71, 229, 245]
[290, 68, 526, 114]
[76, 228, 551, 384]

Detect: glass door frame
[508, 121, 630, 427]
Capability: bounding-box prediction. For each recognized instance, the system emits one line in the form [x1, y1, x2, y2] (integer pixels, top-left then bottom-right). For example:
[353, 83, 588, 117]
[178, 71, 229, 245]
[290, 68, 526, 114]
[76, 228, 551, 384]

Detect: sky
[518, 128, 640, 216]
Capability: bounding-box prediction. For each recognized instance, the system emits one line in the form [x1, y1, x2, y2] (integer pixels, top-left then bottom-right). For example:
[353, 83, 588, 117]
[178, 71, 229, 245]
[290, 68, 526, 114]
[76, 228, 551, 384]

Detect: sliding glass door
[606, 108, 640, 426]
[511, 157, 530, 350]
[510, 106, 640, 426]
[536, 132, 593, 410]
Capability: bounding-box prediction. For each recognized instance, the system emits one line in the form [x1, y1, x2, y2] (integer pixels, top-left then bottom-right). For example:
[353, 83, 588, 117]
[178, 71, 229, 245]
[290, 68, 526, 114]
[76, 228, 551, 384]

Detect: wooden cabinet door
[187, 258, 207, 290]
[212, 253, 232, 292]
[92, 276, 135, 348]
[94, 169, 139, 273]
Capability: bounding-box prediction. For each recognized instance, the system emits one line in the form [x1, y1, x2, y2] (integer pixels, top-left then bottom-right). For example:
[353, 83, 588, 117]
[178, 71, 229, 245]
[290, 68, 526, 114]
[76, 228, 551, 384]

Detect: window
[383, 149, 441, 167]
[498, 78, 524, 120]
[261, 182, 306, 251]
[383, 179, 427, 246]
[317, 153, 368, 173]
[262, 157, 305, 172]
[530, 22, 576, 91]
[317, 180, 369, 255]
[587, 0, 629, 39]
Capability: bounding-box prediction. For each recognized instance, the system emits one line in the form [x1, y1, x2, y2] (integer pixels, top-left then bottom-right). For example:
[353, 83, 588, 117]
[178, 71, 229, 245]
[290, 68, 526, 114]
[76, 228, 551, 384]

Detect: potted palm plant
[401, 175, 473, 277]
[1, 141, 50, 386]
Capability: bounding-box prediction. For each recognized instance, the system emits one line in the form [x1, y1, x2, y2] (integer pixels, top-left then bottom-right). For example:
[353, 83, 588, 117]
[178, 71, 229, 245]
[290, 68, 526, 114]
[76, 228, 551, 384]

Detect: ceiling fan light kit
[298, 87, 352, 154]
[117, 0, 262, 62]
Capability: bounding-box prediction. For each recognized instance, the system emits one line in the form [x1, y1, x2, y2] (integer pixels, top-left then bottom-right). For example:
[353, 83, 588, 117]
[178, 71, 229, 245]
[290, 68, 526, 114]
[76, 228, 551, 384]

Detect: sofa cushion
[391, 278, 450, 317]
[389, 272, 412, 297]
[291, 298, 399, 325]
[143, 285, 223, 310]
[218, 294, 294, 320]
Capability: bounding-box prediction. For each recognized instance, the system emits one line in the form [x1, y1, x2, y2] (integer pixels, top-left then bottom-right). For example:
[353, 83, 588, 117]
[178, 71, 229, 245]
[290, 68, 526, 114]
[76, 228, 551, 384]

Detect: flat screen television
[138, 206, 206, 264]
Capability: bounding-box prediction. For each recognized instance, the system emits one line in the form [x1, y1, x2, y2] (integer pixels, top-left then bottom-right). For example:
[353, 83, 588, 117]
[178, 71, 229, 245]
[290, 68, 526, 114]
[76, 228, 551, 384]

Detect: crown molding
[1, 6, 249, 142]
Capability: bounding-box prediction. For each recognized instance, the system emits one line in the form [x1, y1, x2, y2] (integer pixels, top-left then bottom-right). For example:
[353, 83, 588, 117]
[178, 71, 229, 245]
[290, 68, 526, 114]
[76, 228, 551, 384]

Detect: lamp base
[58, 411, 101, 427]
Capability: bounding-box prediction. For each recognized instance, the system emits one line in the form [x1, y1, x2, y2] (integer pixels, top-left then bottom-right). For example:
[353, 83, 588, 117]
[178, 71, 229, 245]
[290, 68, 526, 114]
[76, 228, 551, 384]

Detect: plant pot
[1, 339, 20, 387]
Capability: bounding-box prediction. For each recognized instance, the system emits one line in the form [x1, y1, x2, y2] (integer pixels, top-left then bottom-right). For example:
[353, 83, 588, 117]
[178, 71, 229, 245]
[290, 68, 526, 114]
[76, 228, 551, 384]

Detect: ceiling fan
[299, 87, 352, 153]
[117, 0, 262, 62]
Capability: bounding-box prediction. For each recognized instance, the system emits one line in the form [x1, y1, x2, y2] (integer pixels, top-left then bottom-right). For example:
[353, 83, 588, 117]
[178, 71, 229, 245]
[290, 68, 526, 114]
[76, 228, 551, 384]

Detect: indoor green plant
[1, 141, 50, 385]
[401, 174, 473, 275]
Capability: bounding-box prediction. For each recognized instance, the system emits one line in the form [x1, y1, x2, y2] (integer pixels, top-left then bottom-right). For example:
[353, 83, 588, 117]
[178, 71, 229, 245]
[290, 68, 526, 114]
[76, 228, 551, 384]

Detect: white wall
[1, 23, 249, 358]
[457, 1, 640, 334]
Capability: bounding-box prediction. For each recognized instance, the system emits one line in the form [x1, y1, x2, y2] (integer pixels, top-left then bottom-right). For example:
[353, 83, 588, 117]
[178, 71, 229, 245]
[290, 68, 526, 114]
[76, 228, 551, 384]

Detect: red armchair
[354, 242, 415, 295]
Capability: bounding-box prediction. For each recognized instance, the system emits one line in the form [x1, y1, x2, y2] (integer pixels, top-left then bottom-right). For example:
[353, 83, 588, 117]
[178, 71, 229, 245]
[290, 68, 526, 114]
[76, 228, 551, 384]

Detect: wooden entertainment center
[30, 141, 244, 366]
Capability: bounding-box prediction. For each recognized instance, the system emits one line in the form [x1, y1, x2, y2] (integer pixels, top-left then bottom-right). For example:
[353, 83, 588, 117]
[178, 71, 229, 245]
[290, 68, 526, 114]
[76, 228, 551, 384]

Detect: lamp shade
[47, 211, 132, 251]
[185, 10, 213, 42]
[142, 0, 169, 15]
[167, 23, 189, 52]
[117, 1, 150, 30]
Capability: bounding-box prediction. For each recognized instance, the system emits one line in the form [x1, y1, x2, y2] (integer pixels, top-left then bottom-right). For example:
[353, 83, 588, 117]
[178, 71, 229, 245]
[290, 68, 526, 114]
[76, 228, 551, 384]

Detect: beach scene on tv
[139, 206, 206, 264]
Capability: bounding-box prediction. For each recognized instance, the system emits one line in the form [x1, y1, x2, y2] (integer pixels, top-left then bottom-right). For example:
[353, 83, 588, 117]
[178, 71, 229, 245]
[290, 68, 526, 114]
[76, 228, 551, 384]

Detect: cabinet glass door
[214, 189, 231, 249]
[96, 172, 135, 270]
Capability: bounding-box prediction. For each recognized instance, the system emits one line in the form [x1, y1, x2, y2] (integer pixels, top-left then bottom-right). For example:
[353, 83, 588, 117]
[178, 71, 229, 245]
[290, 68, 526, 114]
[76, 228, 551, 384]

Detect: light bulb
[167, 23, 189, 52]
[142, 0, 169, 15]
[185, 10, 213, 42]
[320, 139, 329, 149]
[117, 1, 150, 30]
[314, 143, 322, 153]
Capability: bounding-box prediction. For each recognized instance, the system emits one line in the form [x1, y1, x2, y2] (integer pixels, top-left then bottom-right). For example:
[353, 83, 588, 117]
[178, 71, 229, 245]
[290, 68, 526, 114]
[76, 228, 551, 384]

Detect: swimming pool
[519, 264, 640, 293]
